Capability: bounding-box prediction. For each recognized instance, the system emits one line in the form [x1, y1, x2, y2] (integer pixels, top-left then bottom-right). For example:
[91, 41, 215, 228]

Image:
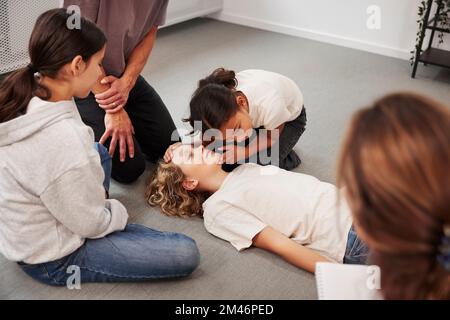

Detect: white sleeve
[205, 205, 267, 251]
[40, 163, 129, 239]
[260, 94, 292, 130]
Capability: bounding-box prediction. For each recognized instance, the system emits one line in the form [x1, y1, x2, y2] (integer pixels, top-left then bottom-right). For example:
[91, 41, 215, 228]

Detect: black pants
[275, 107, 307, 170]
[75, 76, 178, 183]
[222, 107, 307, 172]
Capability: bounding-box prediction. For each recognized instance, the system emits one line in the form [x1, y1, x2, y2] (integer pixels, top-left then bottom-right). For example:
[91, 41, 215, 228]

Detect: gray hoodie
[0, 97, 129, 264]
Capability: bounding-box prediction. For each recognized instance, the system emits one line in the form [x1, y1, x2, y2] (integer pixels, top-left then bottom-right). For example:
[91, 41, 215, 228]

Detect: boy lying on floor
[146, 144, 368, 273]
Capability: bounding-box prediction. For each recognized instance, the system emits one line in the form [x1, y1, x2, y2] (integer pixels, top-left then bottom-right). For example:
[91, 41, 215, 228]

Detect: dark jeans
[222, 107, 307, 172]
[93, 142, 112, 193]
[275, 107, 307, 170]
[75, 76, 179, 184]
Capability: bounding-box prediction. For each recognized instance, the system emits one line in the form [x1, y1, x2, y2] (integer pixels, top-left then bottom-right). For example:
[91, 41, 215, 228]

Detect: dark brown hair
[338, 92, 450, 299]
[0, 8, 106, 123]
[184, 68, 241, 134]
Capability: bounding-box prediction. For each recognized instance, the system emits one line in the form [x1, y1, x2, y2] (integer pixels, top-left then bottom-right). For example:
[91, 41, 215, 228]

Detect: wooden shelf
[428, 8, 450, 25]
[412, 0, 450, 78]
[425, 25, 450, 33]
[419, 48, 450, 69]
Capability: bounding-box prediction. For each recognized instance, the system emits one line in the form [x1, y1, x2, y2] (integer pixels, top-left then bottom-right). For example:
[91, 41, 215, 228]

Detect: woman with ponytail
[0, 9, 199, 286]
[337, 93, 450, 299]
[165, 68, 306, 172]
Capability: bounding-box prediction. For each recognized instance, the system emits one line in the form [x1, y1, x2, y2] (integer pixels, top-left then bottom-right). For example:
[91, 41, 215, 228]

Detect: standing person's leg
[125, 76, 180, 163]
[75, 94, 146, 183]
[18, 224, 200, 286]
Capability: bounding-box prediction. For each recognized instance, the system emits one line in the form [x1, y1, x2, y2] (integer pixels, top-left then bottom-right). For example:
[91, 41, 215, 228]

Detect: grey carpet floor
[1, 18, 450, 300]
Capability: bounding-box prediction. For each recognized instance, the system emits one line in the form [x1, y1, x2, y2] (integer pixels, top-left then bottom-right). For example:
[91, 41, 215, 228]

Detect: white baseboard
[164, 6, 224, 28]
[210, 12, 410, 61]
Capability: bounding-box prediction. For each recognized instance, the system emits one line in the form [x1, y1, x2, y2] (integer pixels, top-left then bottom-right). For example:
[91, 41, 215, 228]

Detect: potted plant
[411, 0, 450, 64]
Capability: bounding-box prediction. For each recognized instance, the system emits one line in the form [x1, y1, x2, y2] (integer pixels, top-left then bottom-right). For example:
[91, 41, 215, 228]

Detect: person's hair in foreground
[337, 92, 450, 299]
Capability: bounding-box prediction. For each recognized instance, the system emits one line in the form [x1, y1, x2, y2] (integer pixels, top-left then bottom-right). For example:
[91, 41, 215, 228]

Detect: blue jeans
[94, 142, 112, 193]
[18, 144, 200, 285]
[343, 226, 369, 265]
[19, 224, 200, 285]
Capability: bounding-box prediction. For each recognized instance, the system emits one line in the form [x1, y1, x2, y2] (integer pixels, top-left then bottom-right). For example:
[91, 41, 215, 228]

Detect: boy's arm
[253, 226, 331, 273]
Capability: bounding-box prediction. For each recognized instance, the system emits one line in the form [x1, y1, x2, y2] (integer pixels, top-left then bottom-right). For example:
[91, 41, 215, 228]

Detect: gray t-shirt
[64, 0, 169, 76]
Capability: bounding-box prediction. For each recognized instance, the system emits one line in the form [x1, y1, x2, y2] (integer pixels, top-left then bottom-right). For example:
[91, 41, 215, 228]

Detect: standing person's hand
[100, 109, 135, 162]
[95, 76, 134, 114]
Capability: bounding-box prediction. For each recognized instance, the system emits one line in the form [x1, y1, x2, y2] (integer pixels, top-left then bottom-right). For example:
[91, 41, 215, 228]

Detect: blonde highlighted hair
[146, 162, 209, 218]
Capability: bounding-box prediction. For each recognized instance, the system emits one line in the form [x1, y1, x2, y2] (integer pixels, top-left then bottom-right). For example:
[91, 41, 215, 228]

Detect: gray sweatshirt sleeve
[40, 163, 129, 239]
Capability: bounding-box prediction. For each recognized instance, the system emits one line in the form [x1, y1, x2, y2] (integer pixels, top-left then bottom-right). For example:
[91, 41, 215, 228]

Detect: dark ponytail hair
[198, 67, 238, 89]
[184, 68, 241, 134]
[0, 8, 106, 123]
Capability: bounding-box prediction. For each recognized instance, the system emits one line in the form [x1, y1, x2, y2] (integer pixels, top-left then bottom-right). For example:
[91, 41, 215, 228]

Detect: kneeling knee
[111, 159, 146, 184]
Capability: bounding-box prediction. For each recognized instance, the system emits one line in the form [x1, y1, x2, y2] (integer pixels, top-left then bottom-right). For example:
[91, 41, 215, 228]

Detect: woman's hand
[100, 109, 135, 162]
[95, 75, 134, 114]
[164, 142, 182, 163]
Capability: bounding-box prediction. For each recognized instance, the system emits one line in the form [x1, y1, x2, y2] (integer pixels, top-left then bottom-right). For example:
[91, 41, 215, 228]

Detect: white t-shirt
[236, 70, 304, 130]
[203, 164, 353, 263]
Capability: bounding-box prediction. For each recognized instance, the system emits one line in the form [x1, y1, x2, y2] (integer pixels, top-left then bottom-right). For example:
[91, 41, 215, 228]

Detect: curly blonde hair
[146, 161, 209, 218]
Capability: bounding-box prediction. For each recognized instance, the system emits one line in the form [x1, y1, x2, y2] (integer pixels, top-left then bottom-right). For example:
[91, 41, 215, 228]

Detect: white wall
[165, 0, 223, 27]
[211, 0, 450, 60]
